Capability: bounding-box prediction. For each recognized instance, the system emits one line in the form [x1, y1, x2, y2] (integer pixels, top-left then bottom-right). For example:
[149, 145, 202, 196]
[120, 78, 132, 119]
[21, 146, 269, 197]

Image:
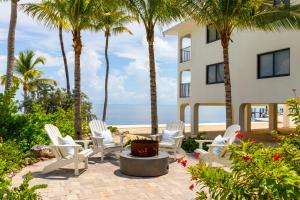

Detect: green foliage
[287, 97, 300, 125]
[189, 98, 300, 199]
[181, 132, 208, 153]
[107, 126, 118, 133]
[2, 172, 47, 200]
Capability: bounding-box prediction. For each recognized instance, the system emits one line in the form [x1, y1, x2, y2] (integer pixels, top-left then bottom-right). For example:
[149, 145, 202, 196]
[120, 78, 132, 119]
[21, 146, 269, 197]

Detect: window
[207, 63, 224, 84]
[207, 26, 220, 43]
[258, 48, 290, 79]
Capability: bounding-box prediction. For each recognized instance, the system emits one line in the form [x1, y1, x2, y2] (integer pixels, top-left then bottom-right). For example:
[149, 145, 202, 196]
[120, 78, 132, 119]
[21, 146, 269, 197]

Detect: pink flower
[273, 152, 281, 161]
[250, 139, 256, 143]
[189, 184, 194, 191]
[180, 159, 188, 167]
[236, 131, 245, 139]
[243, 154, 251, 161]
[194, 152, 201, 159]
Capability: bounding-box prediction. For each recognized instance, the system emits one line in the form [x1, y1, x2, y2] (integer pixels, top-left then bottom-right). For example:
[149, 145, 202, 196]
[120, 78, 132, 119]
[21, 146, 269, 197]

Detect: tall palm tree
[21, 0, 97, 139]
[183, 0, 300, 128]
[5, 0, 19, 91]
[124, 0, 184, 135]
[94, 3, 134, 121]
[1, 50, 57, 112]
[22, 0, 71, 95]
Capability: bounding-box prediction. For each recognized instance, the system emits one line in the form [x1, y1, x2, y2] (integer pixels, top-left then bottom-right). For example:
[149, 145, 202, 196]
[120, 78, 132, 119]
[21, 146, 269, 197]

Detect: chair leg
[85, 157, 88, 169]
[74, 160, 79, 176]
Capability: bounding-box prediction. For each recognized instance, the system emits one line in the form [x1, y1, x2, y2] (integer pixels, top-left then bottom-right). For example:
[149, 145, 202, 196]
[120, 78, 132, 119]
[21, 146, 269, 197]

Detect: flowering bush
[184, 98, 300, 199]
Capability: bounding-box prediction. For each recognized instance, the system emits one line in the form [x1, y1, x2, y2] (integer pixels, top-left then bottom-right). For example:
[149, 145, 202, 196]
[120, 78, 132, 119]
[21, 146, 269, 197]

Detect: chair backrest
[89, 120, 108, 137]
[166, 120, 185, 135]
[223, 124, 240, 145]
[45, 124, 63, 145]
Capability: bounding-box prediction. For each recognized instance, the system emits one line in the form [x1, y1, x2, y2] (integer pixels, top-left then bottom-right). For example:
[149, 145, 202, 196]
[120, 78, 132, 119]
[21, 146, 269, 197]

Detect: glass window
[207, 63, 224, 84]
[208, 65, 216, 83]
[258, 49, 290, 79]
[207, 26, 220, 43]
[274, 50, 289, 75]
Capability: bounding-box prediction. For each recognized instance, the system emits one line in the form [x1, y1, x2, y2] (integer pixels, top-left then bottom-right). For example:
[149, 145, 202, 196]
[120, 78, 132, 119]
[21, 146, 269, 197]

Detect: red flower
[236, 131, 245, 139]
[243, 154, 251, 161]
[189, 184, 194, 191]
[250, 139, 256, 143]
[176, 157, 183, 163]
[273, 152, 281, 161]
[180, 159, 188, 167]
[194, 152, 201, 159]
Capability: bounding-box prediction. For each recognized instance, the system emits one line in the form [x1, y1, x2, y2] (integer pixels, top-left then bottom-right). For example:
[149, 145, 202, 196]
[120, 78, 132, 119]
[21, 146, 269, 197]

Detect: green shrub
[181, 132, 208, 153]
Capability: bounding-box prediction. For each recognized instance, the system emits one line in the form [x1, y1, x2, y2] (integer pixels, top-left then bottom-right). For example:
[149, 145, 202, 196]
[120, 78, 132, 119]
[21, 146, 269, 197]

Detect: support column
[244, 104, 252, 132]
[269, 103, 278, 131]
[190, 104, 199, 136]
[282, 104, 290, 128]
[178, 104, 186, 122]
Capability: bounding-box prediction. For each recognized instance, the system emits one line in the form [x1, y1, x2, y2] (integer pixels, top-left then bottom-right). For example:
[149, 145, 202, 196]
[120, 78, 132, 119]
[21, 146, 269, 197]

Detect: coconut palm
[1, 50, 57, 112]
[183, 0, 300, 127]
[93, 2, 134, 121]
[124, 0, 184, 135]
[5, 0, 19, 91]
[22, 0, 71, 95]
[21, 0, 98, 139]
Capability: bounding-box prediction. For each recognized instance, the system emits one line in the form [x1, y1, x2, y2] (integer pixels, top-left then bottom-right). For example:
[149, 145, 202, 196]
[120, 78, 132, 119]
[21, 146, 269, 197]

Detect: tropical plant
[124, 0, 184, 135]
[93, 1, 134, 121]
[22, 0, 71, 95]
[0, 50, 57, 112]
[5, 0, 19, 91]
[183, 0, 300, 127]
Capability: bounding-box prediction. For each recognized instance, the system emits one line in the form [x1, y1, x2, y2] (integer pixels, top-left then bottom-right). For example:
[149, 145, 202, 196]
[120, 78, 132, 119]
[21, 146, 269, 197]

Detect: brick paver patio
[12, 155, 198, 200]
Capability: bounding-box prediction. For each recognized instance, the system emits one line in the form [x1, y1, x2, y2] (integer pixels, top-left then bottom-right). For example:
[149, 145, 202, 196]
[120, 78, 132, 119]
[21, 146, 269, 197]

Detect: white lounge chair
[43, 124, 93, 176]
[150, 120, 185, 157]
[89, 120, 127, 161]
[195, 124, 241, 166]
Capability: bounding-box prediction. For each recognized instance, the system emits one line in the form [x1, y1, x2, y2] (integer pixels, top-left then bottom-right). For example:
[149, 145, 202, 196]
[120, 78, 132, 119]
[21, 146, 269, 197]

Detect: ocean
[93, 104, 226, 125]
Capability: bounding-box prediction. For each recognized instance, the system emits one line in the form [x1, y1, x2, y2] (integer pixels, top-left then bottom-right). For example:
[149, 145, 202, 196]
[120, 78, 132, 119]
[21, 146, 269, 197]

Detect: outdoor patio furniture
[43, 124, 93, 176]
[150, 120, 185, 157]
[89, 120, 128, 161]
[194, 124, 240, 166]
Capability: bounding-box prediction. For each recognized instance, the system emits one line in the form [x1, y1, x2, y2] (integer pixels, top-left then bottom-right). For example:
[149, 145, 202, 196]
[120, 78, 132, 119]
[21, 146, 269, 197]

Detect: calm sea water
[93, 104, 226, 125]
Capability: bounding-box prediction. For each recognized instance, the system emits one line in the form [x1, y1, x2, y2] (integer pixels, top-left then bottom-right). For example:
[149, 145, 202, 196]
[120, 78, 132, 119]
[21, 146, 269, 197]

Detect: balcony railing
[180, 46, 191, 63]
[180, 83, 190, 98]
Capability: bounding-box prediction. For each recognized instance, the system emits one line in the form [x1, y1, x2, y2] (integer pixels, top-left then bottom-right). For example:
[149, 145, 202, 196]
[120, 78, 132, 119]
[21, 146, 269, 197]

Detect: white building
[165, 16, 300, 134]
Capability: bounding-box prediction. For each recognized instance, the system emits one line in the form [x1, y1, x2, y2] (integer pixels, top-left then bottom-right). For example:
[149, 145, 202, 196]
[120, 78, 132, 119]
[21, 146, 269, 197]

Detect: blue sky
[0, 1, 179, 106]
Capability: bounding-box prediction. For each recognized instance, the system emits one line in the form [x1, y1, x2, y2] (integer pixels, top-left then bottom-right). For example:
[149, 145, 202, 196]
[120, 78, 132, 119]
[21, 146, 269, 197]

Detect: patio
[12, 155, 198, 200]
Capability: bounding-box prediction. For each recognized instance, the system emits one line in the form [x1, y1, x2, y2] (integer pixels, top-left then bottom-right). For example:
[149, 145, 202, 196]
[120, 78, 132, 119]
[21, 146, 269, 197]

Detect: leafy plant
[181, 132, 208, 153]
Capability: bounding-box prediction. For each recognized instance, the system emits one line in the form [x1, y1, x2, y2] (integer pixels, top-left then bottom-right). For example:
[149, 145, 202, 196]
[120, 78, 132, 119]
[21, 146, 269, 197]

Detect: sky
[0, 1, 179, 106]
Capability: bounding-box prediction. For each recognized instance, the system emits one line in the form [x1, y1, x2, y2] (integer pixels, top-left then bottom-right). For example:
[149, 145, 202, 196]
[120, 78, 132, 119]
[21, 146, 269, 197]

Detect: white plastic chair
[89, 120, 127, 161]
[195, 124, 240, 166]
[43, 124, 93, 175]
[151, 120, 185, 157]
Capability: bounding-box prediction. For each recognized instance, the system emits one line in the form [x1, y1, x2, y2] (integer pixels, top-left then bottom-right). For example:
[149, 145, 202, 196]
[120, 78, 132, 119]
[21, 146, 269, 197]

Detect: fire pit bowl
[131, 140, 159, 157]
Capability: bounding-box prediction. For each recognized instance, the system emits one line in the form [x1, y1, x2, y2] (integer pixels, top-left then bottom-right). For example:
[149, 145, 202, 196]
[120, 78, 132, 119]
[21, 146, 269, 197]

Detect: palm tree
[125, 0, 183, 135]
[183, 0, 300, 128]
[21, 0, 97, 139]
[94, 2, 134, 121]
[22, 0, 71, 95]
[5, 0, 19, 91]
[1, 50, 57, 112]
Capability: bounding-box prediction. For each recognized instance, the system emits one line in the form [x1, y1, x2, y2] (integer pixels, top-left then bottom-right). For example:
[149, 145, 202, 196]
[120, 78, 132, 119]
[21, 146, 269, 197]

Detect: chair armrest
[174, 135, 184, 139]
[207, 144, 228, 147]
[150, 134, 162, 141]
[74, 140, 92, 149]
[51, 144, 81, 148]
[91, 136, 104, 148]
[195, 140, 214, 149]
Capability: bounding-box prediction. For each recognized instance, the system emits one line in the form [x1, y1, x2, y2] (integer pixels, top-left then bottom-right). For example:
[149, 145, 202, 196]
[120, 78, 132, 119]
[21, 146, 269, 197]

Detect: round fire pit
[120, 150, 169, 177]
[131, 140, 158, 157]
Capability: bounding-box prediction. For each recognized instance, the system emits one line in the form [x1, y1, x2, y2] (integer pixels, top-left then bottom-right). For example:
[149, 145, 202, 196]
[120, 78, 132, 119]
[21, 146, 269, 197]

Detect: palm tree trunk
[102, 34, 110, 122]
[59, 25, 71, 95]
[5, 0, 18, 91]
[73, 31, 82, 139]
[221, 37, 233, 128]
[147, 32, 158, 135]
[23, 84, 28, 113]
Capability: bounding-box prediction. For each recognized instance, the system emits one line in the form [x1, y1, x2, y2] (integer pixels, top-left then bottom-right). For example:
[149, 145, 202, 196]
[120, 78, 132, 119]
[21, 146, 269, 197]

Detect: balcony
[180, 46, 191, 63]
[180, 83, 190, 98]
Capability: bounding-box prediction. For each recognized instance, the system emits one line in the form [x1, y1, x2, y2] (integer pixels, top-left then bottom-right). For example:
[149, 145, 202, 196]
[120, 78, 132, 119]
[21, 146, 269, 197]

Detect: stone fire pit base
[120, 150, 169, 177]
